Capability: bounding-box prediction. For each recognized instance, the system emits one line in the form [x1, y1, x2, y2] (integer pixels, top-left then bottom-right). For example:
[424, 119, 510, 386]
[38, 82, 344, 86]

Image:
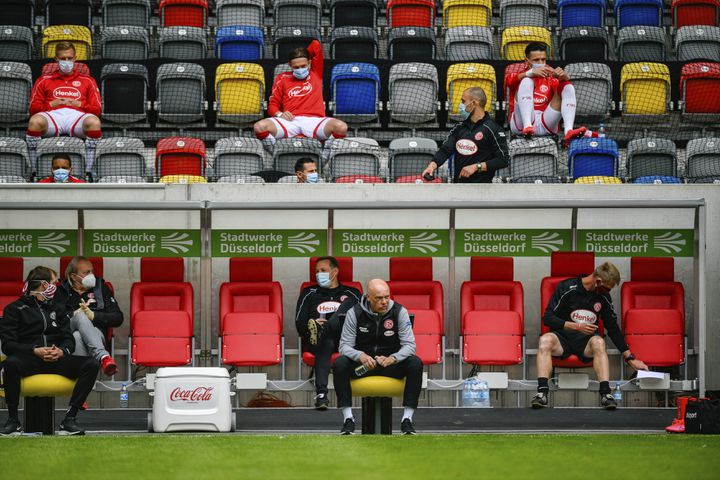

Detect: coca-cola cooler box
[149, 367, 236, 433]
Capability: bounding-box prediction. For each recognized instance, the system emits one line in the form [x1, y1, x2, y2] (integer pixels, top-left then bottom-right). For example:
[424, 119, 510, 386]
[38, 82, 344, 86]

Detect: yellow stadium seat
[215, 62, 265, 124]
[501, 26, 551, 61]
[159, 175, 207, 184]
[42, 25, 92, 60]
[574, 176, 623, 184]
[351, 376, 406, 397]
[443, 0, 492, 28]
[446, 63, 497, 117]
[620, 63, 671, 115]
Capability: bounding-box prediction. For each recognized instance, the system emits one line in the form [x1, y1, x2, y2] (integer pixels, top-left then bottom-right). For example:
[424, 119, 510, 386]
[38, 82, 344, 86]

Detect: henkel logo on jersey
[570, 309, 597, 325]
[533, 92, 548, 105]
[53, 86, 81, 100]
[317, 301, 341, 314]
[455, 139, 478, 155]
[169, 386, 214, 403]
[288, 82, 313, 98]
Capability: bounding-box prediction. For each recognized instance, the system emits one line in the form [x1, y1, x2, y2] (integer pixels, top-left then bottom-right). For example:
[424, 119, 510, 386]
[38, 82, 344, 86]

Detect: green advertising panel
[333, 230, 449, 257]
[212, 230, 327, 257]
[0, 230, 77, 257]
[456, 229, 572, 256]
[85, 230, 201, 257]
[577, 230, 694, 257]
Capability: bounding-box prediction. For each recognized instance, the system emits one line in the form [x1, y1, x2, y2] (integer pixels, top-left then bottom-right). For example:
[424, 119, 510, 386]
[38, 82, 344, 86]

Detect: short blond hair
[55, 41, 76, 56]
[594, 262, 620, 285]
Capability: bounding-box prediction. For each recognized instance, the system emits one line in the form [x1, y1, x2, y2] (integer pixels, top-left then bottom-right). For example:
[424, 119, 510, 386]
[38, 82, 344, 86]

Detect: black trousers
[2, 353, 99, 410]
[332, 354, 424, 409]
[306, 313, 344, 395]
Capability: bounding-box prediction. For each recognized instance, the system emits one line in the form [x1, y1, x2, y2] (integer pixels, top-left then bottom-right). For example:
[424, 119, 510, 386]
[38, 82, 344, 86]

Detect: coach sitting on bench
[0, 267, 99, 436]
[333, 279, 423, 435]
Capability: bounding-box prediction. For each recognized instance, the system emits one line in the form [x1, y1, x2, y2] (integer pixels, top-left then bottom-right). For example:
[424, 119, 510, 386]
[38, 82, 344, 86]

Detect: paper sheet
[636, 370, 666, 379]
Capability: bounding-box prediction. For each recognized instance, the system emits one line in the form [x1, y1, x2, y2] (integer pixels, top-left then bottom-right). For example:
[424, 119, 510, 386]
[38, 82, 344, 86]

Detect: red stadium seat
[621, 257, 685, 367]
[220, 258, 283, 367]
[41, 62, 91, 77]
[130, 257, 193, 367]
[503, 62, 527, 121]
[388, 257, 443, 365]
[334, 175, 385, 183]
[394, 175, 443, 183]
[672, 0, 720, 28]
[155, 137, 207, 178]
[159, 0, 208, 28]
[0, 257, 23, 318]
[680, 62, 720, 115]
[461, 257, 524, 365]
[387, 0, 436, 28]
[540, 252, 604, 368]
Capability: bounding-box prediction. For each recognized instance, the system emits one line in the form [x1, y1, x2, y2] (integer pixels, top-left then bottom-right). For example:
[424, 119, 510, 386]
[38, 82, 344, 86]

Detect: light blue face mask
[58, 60, 74, 74]
[531, 63, 546, 69]
[306, 172, 319, 183]
[293, 67, 310, 80]
[53, 168, 70, 183]
[458, 102, 473, 120]
[316, 271, 331, 288]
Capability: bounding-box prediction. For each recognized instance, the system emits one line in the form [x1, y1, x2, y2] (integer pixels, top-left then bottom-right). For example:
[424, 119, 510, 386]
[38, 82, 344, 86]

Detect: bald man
[333, 279, 423, 435]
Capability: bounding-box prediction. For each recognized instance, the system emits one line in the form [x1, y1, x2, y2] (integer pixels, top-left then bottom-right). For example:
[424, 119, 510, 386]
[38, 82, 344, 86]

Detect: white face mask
[531, 63, 546, 69]
[75, 273, 96, 289]
[58, 59, 74, 74]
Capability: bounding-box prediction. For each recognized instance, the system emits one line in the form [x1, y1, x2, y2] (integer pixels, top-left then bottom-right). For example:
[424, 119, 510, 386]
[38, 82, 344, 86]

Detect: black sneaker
[307, 319, 319, 346]
[0, 418, 22, 436]
[314, 393, 329, 410]
[58, 417, 86, 436]
[531, 392, 549, 409]
[401, 418, 416, 435]
[340, 418, 355, 435]
[601, 394, 618, 410]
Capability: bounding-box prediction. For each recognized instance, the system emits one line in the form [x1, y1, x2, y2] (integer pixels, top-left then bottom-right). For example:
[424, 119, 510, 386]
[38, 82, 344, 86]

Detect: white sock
[560, 84, 577, 134]
[402, 407, 415, 421]
[517, 77, 535, 129]
[342, 407, 353, 421]
[84, 136, 101, 174]
[260, 133, 276, 152]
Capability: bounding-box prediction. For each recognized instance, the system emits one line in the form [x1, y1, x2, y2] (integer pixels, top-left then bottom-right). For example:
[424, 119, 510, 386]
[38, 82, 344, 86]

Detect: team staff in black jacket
[532, 262, 649, 411]
[422, 86, 510, 183]
[0, 267, 99, 436]
[295, 256, 361, 409]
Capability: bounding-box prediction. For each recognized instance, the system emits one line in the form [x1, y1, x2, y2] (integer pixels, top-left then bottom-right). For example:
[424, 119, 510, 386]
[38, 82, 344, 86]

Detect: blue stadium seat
[632, 175, 682, 183]
[557, 0, 606, 28]
[331, 63, 380, 123]
[215, 26, 264, 60]
[614, 0, 663, 28]
[568, 137, 619, 180]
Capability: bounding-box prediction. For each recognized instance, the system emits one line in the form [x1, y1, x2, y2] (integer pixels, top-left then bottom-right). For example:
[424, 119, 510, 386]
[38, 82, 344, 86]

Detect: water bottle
[598, 123, 606, 138]
[354, 357, 378, 377]
[462, 377, 476, 406]
[119, 383, 129, 408]
[613, 382, 622, 403]
[477, 380, 491, 408]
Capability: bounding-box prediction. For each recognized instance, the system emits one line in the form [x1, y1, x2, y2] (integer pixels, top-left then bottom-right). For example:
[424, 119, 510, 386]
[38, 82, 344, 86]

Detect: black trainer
[401, 418, 416, 435]
[307, 319, 319, 346]
[59, 417, 86, 436]
[601, 393, 618, 410]
[531, 392, 549, 409]
[340, 418, 355, 435]
[0, 418, 22, 436]
[314, 393, 329, 410]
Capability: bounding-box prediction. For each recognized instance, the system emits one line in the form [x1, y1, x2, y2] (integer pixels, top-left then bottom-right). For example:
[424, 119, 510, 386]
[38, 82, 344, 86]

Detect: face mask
[76, 273, 96, 289]
[53, 168, 70, 183]
[316, 271, 331, 288]
[40, 281, 57, 300]
[531, 63, 546, 69]
[458, 102, 472, 120]
[58, 60, 74, 74]
[293, 67, 309, 80]
[306, 172, 319, 183]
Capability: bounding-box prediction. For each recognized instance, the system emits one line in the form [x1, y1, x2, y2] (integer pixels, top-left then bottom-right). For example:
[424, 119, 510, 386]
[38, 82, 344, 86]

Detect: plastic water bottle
[462, 377, 476, 406]
[477, 380, 491, 408]
[354, 357, 378, 377]
[613, 382, 622, 403]
[120, 383, 129, 408]
[463, 377, 491, 407]
[598, 123, 606, 138]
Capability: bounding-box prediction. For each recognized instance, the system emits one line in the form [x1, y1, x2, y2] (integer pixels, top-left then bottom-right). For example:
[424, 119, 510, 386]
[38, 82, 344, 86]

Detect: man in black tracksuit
[295, 256, 361, 409]
[422, 86, 510, 183]
[333, 279, 423, 435]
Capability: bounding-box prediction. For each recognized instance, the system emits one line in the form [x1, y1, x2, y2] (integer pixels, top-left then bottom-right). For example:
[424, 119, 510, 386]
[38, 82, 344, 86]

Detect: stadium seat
[96, 175, 146, 183]
[0, 26, 33, 61]
[511, 175, 562, 183]
[156, 136, 207, 177]
[508, 137, 558, 182]
[504, 63, 525, 121]
[615, 0, 663, 28]
[214, 62, 265, 124]
[330, 27, 378, 61]
[388, 62, 438, 125]
[568, 138, 620, 180]
[216, 26, 264, 61]
[159, 27, 207, 59]
[557, 0, 606, 28]
[155, 63, 206, 125]
[574, 176, 623, 184]
[501, 27, 552, 61]
[36, 137, 85, 179]
[446, 63, 496, 122]
[687, 175, 720, 183]
[461, 257, 524, 366]
[334, 175, 385, 183]
[632, 175, 682, 183]
[46, 0, 92, 27]
[394, 175, 442, 183]
[42, 25, 92, 60]
[101, 63, 149, 124]
[217, 175, 265, 183]
[0, 175, 26, 183]
[273, 138, 323, 174]
[273, 27, 321, 60]
[675, 26, 720, 62]
[162, 175, 207, 184]
[626, 138, 678, 179]
[330, 63, 380, 123]
[159, 0, 208, 28]
[387, 0, 436, 28]
[3, 0, 34, 27]
[389, 137, 438, 181]
[102, 0, 151, 27]
[444, 27, 494, 62]
[387, 257, 443, 366]
[330, 0, 378, 28]
[500, 0, 549, 28]
[564, 63, 613, 118]
[672, 0, 720, 29]
[216, 0, 265, 27]
[620, 62, 671, 115]
[0, 257, 23, 318]
[680, 62, 720, 116]
[212, 137, 266, 180]
[617, 26, 667, 62]
[685, 137, 720, 179]
[130, 257, 194, 367]
[560, 27, 609, 62]
[443, 0, 492, 28]
[621, 257, 685, 367]
[388, 27, 435, 61]
[327, 137, 382, 181]
[0, 137, 30, 179]
[219, 258, 283, 367]
[101, 26, 150, 61]
[94, 137, 147, 181]
[274, 0, 322, 30]
[0, 62, 31, 124]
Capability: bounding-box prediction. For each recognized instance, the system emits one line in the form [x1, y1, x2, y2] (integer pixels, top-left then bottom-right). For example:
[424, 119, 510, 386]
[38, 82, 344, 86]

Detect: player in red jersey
[505, 43, 597, 146]
[26, 42, 102, 180]
[253, 40, 347, 155]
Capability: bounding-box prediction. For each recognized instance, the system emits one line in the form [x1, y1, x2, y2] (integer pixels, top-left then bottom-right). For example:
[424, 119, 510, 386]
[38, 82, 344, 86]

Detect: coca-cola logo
[53, 86, 81, 99]
[288, 82, 313, 98]
[317, 301, 340, 314]
[169, 386, 214, 402]
[570, 309, 597, 325]
[455, 139, 477, 155]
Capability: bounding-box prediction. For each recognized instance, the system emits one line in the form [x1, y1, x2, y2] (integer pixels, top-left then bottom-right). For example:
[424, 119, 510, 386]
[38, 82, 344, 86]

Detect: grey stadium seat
[273, 63, 292, 79]
[685, 137, 720, 179]
[97, 175, 147, 183]
[626, 138, 677, 179]
[216, 0, 265, 28]
[675, 26, 720, 62]
[327, 138, 382, 180]
[274, 27, 321, 60]
[389, 137, 437, 180]
[388, 63, 438, 125]
[500, 0, 549, 28]
[159, 27, 207, 60]
[274, 0, 322, 30]
[0, 137, 31, 178]
[560, 27, 608, 62]
[0, 62, 32, 124]
[101, 63, 149, 124]
[564, 63, 613, 118]
[94, 137, 147, 180]
[102, 0, 151, 27]
[330, 27, 378, 60]
[217, 175, 266, 184]
[213, 137, 266, 180]
[507, 137, 558, 181]
[273, 138, 322, 175]
[388, 27, 436, 62]
[101, 26, 149, 61]
[0, 26, 34, 61]
[510, 175, 562, 183]
[37, 137, 86, 179]
[617, 26, 667, 62]
[0, 175, 27, 183]
[155, 63, 206, 124]
[444, 27, 494, 62]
